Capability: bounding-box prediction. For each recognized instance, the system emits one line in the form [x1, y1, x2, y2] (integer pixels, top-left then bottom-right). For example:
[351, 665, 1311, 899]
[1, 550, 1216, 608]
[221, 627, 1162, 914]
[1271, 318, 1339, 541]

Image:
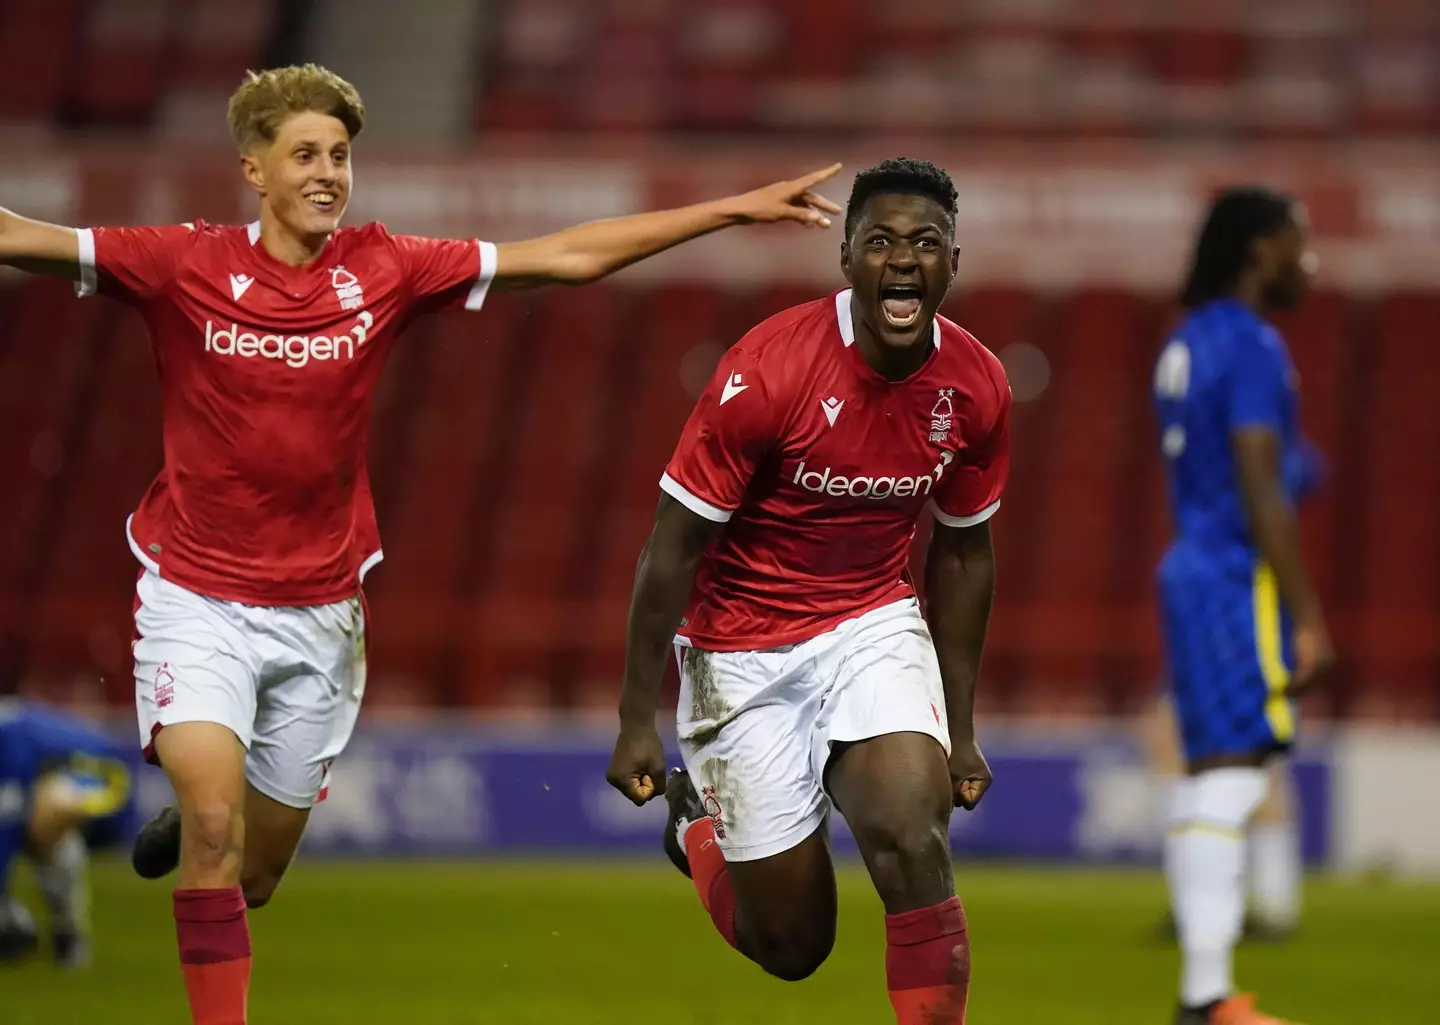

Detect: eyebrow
[866, 222, 944, 237]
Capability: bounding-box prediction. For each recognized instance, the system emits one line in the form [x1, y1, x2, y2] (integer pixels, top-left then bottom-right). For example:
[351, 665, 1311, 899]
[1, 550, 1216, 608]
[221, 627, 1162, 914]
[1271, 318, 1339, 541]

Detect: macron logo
[720, 371, 748, 406]
[820, 396, 844, 427]
[229, 273, 255, 302]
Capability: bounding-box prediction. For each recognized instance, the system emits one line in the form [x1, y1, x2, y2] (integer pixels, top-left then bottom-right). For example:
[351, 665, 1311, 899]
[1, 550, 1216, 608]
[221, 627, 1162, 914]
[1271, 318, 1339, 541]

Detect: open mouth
[880, 283, 923, 328]
[306, 192, 338, 214]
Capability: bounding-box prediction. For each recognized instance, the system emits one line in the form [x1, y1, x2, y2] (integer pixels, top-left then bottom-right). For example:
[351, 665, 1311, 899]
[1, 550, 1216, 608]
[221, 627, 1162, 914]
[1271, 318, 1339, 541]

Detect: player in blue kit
[0, 699, 136, 967]
[1153, 187, 1332, 1025]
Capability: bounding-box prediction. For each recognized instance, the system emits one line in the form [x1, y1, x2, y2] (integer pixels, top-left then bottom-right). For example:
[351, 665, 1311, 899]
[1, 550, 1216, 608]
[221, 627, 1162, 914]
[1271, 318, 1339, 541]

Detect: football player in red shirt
[608, 158, 1010, 1025]
[0, 63, 840, 1025]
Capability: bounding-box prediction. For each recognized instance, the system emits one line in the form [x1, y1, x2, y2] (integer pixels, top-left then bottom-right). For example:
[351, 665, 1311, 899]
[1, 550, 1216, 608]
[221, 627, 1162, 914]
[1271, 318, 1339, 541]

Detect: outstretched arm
[606, 494, 723, 806]
[0, 209, 81, 279]
[925, 519, 997, 810]
[492, 164, 843, 290]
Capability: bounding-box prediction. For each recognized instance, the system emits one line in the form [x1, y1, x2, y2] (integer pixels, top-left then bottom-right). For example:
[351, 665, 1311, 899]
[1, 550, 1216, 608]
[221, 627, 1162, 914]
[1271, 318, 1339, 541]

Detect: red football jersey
[76, 220, 496, 606]
[662, 289, 1011, 651]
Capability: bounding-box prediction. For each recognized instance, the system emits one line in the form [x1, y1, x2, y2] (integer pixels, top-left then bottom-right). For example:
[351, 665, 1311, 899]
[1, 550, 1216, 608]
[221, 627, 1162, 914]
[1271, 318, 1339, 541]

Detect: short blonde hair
[227, 64, 365, 153]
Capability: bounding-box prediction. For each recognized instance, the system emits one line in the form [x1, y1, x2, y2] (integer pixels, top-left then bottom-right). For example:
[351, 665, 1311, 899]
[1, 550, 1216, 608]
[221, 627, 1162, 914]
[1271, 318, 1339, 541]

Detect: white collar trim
[246, 221, 261, 245]
[834, 288, 941, 349]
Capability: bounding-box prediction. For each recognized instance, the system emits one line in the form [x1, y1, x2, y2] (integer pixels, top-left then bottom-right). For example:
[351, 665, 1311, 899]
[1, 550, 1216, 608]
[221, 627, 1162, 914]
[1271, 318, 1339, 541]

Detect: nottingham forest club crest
[331, 266, 365, 311]
[929, 388, 954, 443]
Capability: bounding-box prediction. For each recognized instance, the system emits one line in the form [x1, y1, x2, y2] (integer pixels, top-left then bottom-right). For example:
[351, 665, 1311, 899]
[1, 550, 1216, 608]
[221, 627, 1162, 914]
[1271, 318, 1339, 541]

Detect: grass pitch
[3, 859, 1433, 1024]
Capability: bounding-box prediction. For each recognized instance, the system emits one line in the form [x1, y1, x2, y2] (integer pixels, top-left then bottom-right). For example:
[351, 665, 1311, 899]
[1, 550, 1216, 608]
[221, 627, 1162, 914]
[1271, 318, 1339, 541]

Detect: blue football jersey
[1153, 298, 1319, 555]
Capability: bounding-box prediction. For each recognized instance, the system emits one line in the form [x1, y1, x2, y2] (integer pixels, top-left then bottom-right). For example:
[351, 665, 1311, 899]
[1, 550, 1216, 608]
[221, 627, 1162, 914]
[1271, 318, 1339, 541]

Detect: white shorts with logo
[132, 568, 366, 809]
[675, 598, 950, 862]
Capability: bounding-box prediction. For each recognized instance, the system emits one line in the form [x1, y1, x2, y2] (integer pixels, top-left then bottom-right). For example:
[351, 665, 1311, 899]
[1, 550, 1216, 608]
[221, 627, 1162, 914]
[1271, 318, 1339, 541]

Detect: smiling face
[841, 192, 959, 354]
[240, 110, 353, 245]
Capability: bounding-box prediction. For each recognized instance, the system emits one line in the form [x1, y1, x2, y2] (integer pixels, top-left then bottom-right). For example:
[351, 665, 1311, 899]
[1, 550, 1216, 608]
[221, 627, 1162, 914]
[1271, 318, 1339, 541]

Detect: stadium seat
[69, 0, 172, 125]
[0, 1, 83, 123]
[577, 284, 727, 685]
[1350, 293, 1440, 704]
[363, 296, 526, 705]
[458, 285, 630, 704]
[1008, 290, 1161, 705]
[30, 307, 160, 697]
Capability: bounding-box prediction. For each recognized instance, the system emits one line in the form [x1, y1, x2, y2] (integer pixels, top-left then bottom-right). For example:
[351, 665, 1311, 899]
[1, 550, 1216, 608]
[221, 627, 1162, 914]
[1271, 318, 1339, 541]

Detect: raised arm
[925, 519, 997, 810]
[491, 164, 843, 290]
[606, 494, 724, 806]
[0, 208, 82, 279]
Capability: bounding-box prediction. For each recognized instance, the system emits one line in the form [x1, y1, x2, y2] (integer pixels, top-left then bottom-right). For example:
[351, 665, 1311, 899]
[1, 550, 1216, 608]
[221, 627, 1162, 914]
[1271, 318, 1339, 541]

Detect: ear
[840, 239, 853, 284]
[239, 151, 265, 195]
[950, 244, 960, 277]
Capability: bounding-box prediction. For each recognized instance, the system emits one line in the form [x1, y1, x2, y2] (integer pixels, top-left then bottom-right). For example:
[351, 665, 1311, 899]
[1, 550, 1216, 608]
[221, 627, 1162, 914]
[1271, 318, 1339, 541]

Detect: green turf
[3, 858, 1434, 1024]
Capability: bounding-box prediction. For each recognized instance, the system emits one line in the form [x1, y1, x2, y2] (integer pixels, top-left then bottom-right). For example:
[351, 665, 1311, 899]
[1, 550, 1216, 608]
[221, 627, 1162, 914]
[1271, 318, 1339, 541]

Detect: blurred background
[1, 1, 1438, 1022]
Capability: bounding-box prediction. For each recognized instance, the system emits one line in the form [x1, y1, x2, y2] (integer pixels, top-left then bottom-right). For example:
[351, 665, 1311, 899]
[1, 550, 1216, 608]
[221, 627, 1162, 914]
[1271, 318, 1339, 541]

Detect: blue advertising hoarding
[126, 723, 1331, 863]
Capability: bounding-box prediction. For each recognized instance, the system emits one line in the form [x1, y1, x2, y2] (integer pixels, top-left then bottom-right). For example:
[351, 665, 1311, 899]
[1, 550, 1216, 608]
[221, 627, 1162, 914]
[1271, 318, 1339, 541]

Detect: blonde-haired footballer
[0, 63, 842, 1025]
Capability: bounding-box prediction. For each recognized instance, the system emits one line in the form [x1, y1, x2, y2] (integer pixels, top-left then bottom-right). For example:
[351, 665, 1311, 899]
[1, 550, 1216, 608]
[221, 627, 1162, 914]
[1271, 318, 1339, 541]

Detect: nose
[888, 243, 919, 270]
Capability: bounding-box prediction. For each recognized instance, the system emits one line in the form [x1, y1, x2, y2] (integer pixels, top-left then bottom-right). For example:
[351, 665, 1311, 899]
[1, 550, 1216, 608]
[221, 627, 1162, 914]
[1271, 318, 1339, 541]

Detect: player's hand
[725, 164, 844, 229]
[948, 738, 992, 811]
[1287, 618, 1335, 697]
[606, 724, 669, 806]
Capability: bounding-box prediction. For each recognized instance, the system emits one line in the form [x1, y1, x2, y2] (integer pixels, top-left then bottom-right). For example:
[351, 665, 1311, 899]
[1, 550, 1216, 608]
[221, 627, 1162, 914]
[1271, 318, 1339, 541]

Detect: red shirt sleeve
[392, 235, 497, 314]
[933, 357, 1012, 528]
[661, 345, 777, 523]
[77, 224, 198, 305]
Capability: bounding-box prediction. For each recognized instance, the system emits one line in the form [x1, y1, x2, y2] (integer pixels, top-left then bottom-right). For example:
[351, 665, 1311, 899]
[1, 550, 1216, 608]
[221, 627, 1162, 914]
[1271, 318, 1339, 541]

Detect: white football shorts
[132, 568, 366, 808]
[675, 597, 950, 862]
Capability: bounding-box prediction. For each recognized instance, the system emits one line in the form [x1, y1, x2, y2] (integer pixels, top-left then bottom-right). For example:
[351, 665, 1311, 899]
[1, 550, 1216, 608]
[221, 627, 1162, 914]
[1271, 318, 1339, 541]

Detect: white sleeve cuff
[74, 228, 97, 297]
[660, 473, 733, 523]
[464, 240, 498, 311]
[931, 499, 1000, 529]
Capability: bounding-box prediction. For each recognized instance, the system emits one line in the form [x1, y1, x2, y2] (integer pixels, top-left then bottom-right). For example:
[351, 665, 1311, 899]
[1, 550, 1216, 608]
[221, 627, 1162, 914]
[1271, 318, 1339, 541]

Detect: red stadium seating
[0, 1, 85, 123]
[1348, 293, 1440, 716]
[471, 1, 1439, 140]
[2, 279, 1436, 718]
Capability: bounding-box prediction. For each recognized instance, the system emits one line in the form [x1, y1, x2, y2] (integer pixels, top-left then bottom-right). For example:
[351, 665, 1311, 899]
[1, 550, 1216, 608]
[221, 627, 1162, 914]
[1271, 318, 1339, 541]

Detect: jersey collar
[246, 221, 261, 245]
[834, 288, 941, 350]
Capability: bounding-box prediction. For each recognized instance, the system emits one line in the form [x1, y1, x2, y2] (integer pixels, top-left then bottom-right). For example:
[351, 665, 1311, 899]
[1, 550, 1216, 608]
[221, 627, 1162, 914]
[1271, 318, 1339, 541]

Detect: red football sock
[684, 817, 740, 950]
[886, 895, 970, 1025]
[174, 886, 251, 1025]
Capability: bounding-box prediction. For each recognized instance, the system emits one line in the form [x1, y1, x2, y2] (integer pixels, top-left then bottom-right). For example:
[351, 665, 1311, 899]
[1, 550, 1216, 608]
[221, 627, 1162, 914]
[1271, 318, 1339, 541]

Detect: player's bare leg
[154, 722, 252, 1025]
[133, 782, 309, 910]
[830, 732, 970, 1025]
[238, 786, 309, 908]
[665, 769, 837, 980]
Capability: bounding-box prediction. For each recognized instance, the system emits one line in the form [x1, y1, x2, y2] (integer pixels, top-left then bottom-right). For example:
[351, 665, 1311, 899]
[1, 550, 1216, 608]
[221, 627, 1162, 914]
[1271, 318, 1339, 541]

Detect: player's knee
[757, 931, 833, 982]
[240, 862, 289, 909]
[751, 916, 835, 981]
[241, 876, 276, 909]
[181, 801, 242, 867]
[855, 815, 950, 898]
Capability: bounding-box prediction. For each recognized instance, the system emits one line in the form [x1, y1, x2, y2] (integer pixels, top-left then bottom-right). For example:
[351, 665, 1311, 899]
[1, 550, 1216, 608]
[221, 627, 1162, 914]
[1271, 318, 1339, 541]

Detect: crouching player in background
[1153, 187, 1332, 1025]
[0, 699, 136, 968]
[608, 158, 1010, 1025]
